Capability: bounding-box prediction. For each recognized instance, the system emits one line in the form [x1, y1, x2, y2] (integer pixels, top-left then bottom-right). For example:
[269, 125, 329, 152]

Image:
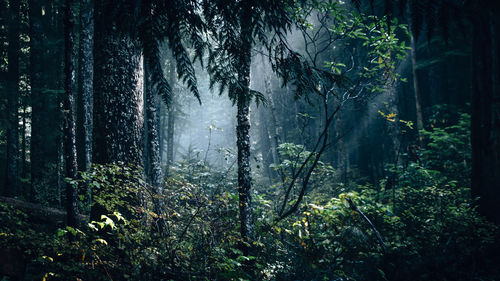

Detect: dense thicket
[0, 0, 499, 280]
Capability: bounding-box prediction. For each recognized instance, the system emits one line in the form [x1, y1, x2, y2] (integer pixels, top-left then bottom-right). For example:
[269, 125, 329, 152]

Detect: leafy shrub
[1, 113, 498, 281]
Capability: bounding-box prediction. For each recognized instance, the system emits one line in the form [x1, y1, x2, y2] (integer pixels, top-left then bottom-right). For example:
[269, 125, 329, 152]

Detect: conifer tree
[6, 0, 20, 195]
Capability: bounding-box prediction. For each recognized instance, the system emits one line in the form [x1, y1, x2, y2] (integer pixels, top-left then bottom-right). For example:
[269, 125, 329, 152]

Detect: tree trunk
[56, 136, 63, 209]
[75, 0, 93, 211]
[386, 83, 402, 165]
[165, 61, 176, 178]
[236, 20, 254, 257]
[159, 104, 166, 163]
[252, 55, 274, 179]
[28, 0, 44, 201]
[21, 103, 27, 180]
[165, 106, 175, 177]
[408, 8, 424, 134]
[63, 0, 78, 227]
[144, 58, 163, 187]
[93, 2, 144, 166]
[76, 0, 93, 173]
[237, 96, 254, 252]
[471, 2, 500, 224]
[6, 0, 20, 196]
[335, 109, 348, 183]
[257, 106, 274, 179]
[267, 80, 281, 167]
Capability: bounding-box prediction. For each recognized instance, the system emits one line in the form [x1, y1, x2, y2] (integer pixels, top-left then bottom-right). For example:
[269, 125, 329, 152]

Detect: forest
[0, 0, 499, 280]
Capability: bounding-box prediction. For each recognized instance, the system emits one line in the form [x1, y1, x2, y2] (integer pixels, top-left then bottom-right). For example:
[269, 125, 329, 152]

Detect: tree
[76, 0, 94, 210]
[142, 2, 163, 188]
[76, 0, 94, 174]
[271, 1, 408, 220]
[470, 0, 500, 224]
[363, 0, 500, 224]
[379, 0, 500, 224]
[164, 60, 176, 178]
[28, 0, 44, 200]
[408, 11, 423, 133]
[92, 1, 145, 165]
[204, 0, 262, 256]
[144, 61, 163, 187]
[63, 0, 78, 226]
[203, 0, 309, 260]
[6, 0, 20, 195]
[93, 0, 201, 168]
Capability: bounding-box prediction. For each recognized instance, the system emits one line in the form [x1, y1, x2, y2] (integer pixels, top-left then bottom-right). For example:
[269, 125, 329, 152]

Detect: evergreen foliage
[0, 0, 499, 280]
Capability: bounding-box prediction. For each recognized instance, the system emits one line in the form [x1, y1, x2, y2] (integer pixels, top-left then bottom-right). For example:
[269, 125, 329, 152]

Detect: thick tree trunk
[93, 3, 144, 166]
[63, 0, 78, 227]
[76, 0, 93, 173]
[471, 2, 500, 224]
[29, 0, 44, 201]
[6, 0, 20, 195]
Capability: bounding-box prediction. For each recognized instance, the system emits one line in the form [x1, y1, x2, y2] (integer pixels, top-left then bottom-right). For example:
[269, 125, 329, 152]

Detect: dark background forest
[1, 0, 500, 280]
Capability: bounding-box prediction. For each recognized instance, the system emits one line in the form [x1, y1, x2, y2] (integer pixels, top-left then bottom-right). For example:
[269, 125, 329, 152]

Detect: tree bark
[28, 0, 44, 201]
[144, 57, 163, 187]
[386, 83, 402, 165]
[165, 61, 176, 178]
[408, 7, 424, 133]
[21, 103, 27, 180]
[471, 1, 500, 224]
[335, 109, 348, 183]
[266, 80, 281, 167]
[93, 2, 144, 166]
[236, 18, 254, 256]
[6, 0, 20, 196]
[257, 105, 274, 179]
[252, 55, 275, 179]
[237, 96, 254, 252]
[63, 0, 78, 227]
[165, 106, 175, 177]
[159, 104, 166, 163]
[56, 135, 63, 209]
[76, 0, 93, 173]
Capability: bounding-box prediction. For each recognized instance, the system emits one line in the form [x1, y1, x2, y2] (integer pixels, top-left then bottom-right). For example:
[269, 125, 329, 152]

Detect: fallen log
[0, 196, 88, 226]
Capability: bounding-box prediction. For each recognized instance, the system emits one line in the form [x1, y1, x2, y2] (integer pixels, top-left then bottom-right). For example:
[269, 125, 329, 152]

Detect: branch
[346, 198, 387, 253]
[277, 104, 341, 220]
